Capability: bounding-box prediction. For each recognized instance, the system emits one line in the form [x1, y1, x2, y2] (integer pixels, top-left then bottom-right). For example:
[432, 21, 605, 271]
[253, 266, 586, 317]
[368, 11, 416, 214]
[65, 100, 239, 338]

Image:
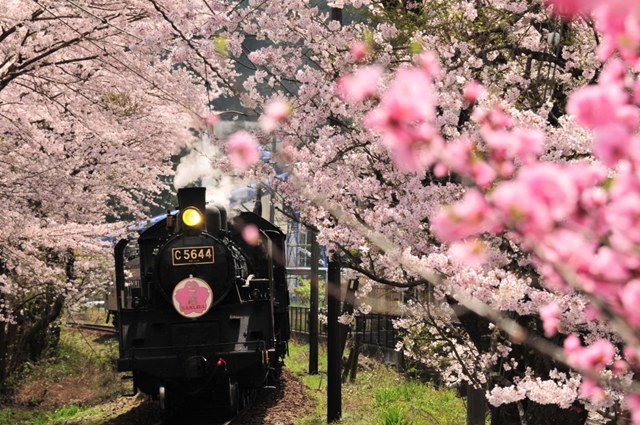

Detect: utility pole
[269, 138, 276, 223]
[327, 5, 343, 424]
[467, 386, 487, 425]
[327, 258, 341, 423]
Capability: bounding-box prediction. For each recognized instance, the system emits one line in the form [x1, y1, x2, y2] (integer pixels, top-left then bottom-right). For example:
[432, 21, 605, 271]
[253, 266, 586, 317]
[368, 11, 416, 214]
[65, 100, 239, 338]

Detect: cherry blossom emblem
[172, 276, 213, 319]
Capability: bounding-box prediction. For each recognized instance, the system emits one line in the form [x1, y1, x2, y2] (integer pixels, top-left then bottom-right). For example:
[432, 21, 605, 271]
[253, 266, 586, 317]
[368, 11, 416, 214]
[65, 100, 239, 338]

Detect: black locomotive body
[113, 187, 290, 416]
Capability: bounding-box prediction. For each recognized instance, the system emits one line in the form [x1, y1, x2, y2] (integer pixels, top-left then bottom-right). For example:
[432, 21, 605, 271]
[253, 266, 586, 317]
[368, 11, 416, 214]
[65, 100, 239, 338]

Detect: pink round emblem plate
[172, 276, 214, 319]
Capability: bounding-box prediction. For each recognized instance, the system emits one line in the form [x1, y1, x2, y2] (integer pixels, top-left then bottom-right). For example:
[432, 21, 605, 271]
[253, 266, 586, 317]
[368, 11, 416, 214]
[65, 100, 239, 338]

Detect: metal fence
[289, 306, 399, 349]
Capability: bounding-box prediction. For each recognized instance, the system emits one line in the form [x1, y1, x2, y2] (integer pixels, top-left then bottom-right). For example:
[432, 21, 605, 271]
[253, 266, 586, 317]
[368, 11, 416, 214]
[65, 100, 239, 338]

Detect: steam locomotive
[110, 187, 290, 419]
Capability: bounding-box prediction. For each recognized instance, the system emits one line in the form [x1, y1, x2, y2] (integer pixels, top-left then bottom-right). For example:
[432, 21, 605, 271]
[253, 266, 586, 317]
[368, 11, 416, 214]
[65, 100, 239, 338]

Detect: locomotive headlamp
[182, 207, 203, 227]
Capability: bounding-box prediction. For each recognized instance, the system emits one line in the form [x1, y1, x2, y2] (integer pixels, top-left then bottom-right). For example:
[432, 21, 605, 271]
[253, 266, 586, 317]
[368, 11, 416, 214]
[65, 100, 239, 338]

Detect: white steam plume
[174, 133, 248, 210]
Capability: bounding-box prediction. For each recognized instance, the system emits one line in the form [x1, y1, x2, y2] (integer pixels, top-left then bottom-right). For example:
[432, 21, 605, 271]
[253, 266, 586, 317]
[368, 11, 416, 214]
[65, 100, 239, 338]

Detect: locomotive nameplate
[172, 246, 214, 266]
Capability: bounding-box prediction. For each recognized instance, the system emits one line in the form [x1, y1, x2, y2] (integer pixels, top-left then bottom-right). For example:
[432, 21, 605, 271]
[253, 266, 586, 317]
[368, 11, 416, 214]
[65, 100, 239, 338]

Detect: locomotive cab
[113, 187, 289, 417]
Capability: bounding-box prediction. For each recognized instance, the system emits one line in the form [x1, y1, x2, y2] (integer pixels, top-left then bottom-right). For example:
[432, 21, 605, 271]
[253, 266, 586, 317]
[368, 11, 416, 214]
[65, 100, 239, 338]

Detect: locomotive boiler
[112, 187, 290, 419]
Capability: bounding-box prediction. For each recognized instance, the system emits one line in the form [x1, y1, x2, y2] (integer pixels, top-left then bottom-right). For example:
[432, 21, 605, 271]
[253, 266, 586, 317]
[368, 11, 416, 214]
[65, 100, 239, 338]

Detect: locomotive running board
[121, 374, 138, 397]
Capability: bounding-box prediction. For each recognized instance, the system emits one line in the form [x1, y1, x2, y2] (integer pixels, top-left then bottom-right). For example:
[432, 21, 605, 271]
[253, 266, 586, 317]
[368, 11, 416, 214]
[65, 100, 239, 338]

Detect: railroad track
[66, 322, 117, 334]
[65, 322, 265, 424]
[152, 387, 258, 425]
[223, 389, 257, 425]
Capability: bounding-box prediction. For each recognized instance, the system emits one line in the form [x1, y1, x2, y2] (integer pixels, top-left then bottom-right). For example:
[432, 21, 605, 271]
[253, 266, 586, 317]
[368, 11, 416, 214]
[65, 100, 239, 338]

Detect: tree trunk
[0, 289, 64, 396]
[0, 321, 6, 392]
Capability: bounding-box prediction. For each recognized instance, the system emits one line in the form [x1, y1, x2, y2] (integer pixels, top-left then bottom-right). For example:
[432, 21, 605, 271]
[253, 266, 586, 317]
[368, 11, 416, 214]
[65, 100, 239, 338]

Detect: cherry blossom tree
[2, 1, 636, 423]
[321, 0, 640, 423]
[78, 0, 623, 422]
[154, 0, 632, 422]
[262, 2, 607, 423]
[0, 0, 197, 386]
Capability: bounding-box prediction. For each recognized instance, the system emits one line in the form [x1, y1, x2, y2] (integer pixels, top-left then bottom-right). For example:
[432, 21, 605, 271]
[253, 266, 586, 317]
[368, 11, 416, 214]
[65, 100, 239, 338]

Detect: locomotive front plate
[172, 246, 214, 266]
[172, 276, 214, 318]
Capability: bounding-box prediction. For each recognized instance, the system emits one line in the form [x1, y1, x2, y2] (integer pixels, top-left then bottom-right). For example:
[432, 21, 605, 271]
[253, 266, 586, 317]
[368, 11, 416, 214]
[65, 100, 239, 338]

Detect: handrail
[114, 238, 129, 358]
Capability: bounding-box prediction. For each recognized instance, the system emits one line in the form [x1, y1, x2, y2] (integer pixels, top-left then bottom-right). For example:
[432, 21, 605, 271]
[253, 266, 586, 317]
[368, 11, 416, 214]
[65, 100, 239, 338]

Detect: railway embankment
[0, 316, 466, 424]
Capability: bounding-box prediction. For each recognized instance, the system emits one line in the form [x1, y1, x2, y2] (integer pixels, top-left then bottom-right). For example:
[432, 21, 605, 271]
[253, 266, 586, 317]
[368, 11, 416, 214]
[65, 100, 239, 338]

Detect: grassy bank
[0, 321, 467, 424]
[0, 324, 126, 425]
[286, 339, 467, 425]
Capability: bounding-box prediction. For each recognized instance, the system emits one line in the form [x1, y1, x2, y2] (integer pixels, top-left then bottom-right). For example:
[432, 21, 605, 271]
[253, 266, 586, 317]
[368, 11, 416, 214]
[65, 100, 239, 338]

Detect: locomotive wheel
[159, 385, 174, 423]
[228, 379, 239, 415]
[240, 387, 253, 410]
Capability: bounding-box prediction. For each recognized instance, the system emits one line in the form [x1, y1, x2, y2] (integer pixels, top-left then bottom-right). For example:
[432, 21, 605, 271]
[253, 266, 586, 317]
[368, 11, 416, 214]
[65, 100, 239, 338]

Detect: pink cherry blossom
[349, 40, 369, 63]
[599, 59, 626, 84]
[473, 105, 514, 129]
[539, 302, 561, 337]
[543, 0, 595, 18]
[491, 164, 578, 235]
[448, 240, 488, 269]
[624, 346, 640, 369]
[242, 224, 261, 245]
[440, 136, 473, 175]
[566, 83, 628, 129]
[612, 359, 630, 376]
[415, 50, 441, 79]
[204, 112, 219, 127]
[593, 2, 640, 62]
[509, 128, 545, 163]
[336, 65, 383, 104]
[374, 66, 435, 124]
[433, 162, 449, 177]
[621, 280, 640, 325]
[259, 98, 292, 133]
[226, 131, 260, 172]
[633, 77, 640, 105]
[584, 304, 603, 322]
[592, 123, 633, 166]
[564, 334, 582, 355]
[615, 105, 640, 129]
[388, 125, 444, 172]
[570, 339, 615, 371]
[579, 378, 606, 404]
[432, 189, 501, 242]
[627, 393, 640, 425]
[470, 160, 496, 189]
[463, 80, 485, 103]
[588, 246, 631, 282]
[606, 191, 640, 252]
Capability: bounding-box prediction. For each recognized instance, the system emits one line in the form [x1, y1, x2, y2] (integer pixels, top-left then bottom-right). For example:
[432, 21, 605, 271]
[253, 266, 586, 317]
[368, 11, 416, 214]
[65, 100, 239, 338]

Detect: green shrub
[291, 277, 325, 306]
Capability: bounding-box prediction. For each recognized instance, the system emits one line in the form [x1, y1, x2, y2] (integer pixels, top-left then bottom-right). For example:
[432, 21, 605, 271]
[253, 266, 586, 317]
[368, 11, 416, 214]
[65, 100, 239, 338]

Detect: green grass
[0, 409, 46, 425]
[0, 325, 124, 425]
[0, 402, 125, 425]
[287, 339, 467, 425]
[1, 327, 467, 424]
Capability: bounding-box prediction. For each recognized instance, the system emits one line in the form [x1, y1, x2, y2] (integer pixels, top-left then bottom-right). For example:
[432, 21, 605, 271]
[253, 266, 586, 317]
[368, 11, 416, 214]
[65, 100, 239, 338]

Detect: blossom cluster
[331, 0, 640, 420]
